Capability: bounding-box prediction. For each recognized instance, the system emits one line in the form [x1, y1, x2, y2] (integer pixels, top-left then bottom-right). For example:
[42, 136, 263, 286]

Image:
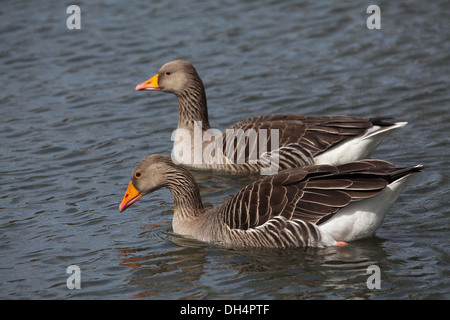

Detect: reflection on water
[117, 230, 402, 299]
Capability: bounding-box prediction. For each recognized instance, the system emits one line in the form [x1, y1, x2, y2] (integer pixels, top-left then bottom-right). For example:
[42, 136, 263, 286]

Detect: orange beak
[135, 73, 159, 91]
[119, 181, 143, 212]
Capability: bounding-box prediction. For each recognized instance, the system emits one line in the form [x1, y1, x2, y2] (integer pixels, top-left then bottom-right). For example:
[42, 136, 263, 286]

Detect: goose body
[119, 154, 422, 248]
[136, 60, 407, 174]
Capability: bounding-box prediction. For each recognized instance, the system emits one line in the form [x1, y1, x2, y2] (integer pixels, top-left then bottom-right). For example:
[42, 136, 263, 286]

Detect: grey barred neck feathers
[164, 164, 204, 218]
[178, 83, 210, 130]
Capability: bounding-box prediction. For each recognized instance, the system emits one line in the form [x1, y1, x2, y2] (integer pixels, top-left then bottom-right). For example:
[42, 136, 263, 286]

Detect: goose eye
[165, 71, 171, 76]
[135, 172, 142, 178]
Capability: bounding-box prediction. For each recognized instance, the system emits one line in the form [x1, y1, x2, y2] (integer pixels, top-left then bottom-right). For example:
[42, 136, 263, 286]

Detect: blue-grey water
[1, 0, 449, 300]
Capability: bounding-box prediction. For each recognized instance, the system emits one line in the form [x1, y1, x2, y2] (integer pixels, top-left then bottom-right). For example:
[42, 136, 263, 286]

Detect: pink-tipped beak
[135, 73, 160, 91]
[119, 181, 143, 212]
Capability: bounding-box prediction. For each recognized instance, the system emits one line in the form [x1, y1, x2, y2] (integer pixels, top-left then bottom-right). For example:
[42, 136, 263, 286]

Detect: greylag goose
[119, 154, 422, 248]
[135, 60, 407, 175]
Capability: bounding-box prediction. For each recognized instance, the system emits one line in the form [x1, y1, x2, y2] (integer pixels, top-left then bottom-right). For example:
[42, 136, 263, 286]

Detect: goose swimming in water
[119, 154, 422, 248]
[135, 60, 407, 174]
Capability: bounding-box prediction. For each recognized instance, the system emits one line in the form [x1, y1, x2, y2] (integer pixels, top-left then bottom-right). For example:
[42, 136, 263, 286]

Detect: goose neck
[165, 166, 205, 220]
[177, 84, 210, 131]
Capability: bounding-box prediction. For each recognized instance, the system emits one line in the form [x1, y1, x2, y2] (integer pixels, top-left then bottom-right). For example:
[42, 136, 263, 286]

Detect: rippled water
[1, 0, 449, 300]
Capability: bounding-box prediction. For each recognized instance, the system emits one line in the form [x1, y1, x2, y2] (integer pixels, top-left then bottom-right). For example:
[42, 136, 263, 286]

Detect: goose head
[119, 155, 173, 212]
[135, 60, 202, 96]
[119, 154, 203, 215]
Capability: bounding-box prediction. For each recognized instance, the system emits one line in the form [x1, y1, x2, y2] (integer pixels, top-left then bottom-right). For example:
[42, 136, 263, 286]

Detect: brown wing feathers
[223, 115, 388, 169]
[221, 160, 413, 231]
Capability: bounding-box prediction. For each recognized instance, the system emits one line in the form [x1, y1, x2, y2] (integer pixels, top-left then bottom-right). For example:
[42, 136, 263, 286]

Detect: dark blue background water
[1, 0, 449, 299]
